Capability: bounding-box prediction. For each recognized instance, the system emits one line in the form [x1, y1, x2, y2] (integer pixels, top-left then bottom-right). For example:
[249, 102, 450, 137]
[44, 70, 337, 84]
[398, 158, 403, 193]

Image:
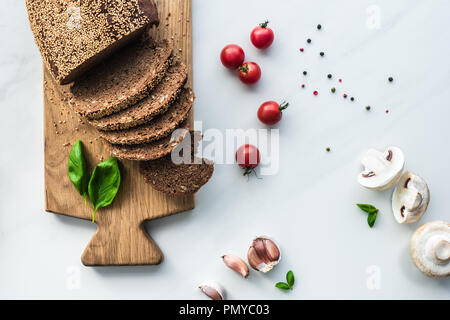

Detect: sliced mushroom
[392, 172, 430, 224]
[357, 146, 405, 190]
[410, 221, 450, 278]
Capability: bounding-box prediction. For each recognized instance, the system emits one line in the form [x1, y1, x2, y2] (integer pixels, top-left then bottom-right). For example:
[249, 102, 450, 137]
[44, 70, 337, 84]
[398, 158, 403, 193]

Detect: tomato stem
[260, 20, 269, 28]
[279, 101, 289, 112]
[238, 63, 248, 73]
[243, 167, 254, 176]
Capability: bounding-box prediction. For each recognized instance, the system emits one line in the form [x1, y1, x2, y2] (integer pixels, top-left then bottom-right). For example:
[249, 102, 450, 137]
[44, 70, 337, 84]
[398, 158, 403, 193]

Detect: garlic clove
[247, 237, 280, 273]
[392, 172, 430, 224]
[358, 146, 405, 190]
[410, 221, 450, 278]
[222, 255, 249, 278]
[198, 281, 226, 300]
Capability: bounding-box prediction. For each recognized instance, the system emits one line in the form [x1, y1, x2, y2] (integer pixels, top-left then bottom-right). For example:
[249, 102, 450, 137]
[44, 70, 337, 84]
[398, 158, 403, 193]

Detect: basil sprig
[68, 140, 89, 204]
[88, 157, 121, 223]
[68, 141, 121, 223]
[275, 270, 295, 291]
[357, 204, 379, 228]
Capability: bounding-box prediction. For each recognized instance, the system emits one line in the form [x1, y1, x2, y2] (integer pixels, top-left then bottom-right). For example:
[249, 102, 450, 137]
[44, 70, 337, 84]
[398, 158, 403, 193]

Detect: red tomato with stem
[251, 21, 274, 50]
[236, 144, 261, 176]
[238, 62, 261, 85]
[257, 101, 289, 125]
[220, 44, 245, 69]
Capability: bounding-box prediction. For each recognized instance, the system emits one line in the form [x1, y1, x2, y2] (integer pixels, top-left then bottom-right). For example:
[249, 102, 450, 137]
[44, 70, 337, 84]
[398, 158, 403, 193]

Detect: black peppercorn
[307, 38, 312, 43]
[320, 52, 325, 57]
[326, 147, 331, 152]
[303, 71, 307, 76]
[351, 97, 355, 101]
[388, 77, 393, 82]
[366, 106, 371, 111]
[317, 24, 322, 30]
[327, 74, 332, 79]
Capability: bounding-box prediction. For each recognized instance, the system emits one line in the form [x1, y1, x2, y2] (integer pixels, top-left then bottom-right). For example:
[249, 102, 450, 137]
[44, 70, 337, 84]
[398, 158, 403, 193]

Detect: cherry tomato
[251, 21, 274, 50]
[238, 62, 261, 85]
[220, 44, 245, 69]
[236, 144, 261, 176]
[258, 101, 289, 125]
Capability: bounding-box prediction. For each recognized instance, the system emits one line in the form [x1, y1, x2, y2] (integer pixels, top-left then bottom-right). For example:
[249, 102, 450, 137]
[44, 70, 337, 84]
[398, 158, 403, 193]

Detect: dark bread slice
[26, 0, 159, 84]
[139, 132, 214, 195]
[104, 121, 190, 161]
[89, 61, 187, 130]
[68, 38, 173, 120]
[99, 88, 194, 145]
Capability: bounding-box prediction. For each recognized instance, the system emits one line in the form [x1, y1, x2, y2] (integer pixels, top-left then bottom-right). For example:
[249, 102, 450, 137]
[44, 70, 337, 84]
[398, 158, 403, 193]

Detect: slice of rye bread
[99, 88, 194, 145]
[139, 133, 214, 195]
[89, 61, 187, 131]
[26, 0, 159, 84]
[103, 121, 191, 161]
[68, 38, 173, 120]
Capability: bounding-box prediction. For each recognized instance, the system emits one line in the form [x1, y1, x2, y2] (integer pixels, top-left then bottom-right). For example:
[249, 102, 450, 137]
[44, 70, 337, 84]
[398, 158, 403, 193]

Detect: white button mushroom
[410, 221, 450, 278]
[392, 172, 430, 224]
[357, 146, 405, 190]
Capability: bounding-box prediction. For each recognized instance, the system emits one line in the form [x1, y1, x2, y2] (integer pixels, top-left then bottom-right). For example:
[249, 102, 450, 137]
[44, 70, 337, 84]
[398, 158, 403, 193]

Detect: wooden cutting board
[43, 0, 194, 266]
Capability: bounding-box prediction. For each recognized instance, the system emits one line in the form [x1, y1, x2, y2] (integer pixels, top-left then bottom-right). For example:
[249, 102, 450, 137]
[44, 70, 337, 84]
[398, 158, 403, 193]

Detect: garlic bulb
[247, 237, 280, 273]
[410, 221, 450, 278]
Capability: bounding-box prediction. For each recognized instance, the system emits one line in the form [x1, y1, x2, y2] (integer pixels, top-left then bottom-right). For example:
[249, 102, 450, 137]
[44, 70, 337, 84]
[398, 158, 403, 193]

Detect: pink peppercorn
[313, 91, 318, 95]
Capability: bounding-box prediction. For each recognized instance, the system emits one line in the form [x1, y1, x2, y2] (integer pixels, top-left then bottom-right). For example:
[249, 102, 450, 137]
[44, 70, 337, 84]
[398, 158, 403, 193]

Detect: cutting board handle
[81, 221, 163, 266]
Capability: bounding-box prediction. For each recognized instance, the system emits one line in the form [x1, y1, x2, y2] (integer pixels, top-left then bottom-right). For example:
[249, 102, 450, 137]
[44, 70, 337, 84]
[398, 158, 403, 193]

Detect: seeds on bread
[88, 61, 187, 131]
[103, 121, 190, 161]
[68, 38, 173, 120]
[99, 88, 194, 145]
[26, 0, 159, 84]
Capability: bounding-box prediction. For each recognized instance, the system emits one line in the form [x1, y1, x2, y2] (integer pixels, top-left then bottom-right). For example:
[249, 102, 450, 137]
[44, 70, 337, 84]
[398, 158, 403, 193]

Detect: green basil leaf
[357, 204, 379, 214]
[88, 157, 121, 223]
[68, 140, 89, 201]
[367, 212, 378, 228]
[275, 282, 291, 291]
[286, 270, 295, 288]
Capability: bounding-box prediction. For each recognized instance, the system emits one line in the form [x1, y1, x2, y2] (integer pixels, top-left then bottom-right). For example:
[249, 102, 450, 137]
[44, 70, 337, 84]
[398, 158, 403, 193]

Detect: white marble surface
[0, 0, 449, 299]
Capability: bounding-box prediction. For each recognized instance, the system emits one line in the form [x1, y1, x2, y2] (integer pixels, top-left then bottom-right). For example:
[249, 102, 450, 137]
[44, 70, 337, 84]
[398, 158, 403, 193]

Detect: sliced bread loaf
[99, 88, 194, 145]
[104, 122, 190, 161]
[68, 38, 173, 120]
[139, 132, 214, 195]
[27, 0, 159, 84]
[89, 61, 187, 131]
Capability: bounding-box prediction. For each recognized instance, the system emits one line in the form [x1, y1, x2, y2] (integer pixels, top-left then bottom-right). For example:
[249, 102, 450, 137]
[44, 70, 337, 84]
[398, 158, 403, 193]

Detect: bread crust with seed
[99, 88, 194, 145]
[139, 132, 214, 195]
[104, 121, 190, 161]
[26, 0, 159, 84]
[88, 61, 187, 131]
[68, 39, 173, 120]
